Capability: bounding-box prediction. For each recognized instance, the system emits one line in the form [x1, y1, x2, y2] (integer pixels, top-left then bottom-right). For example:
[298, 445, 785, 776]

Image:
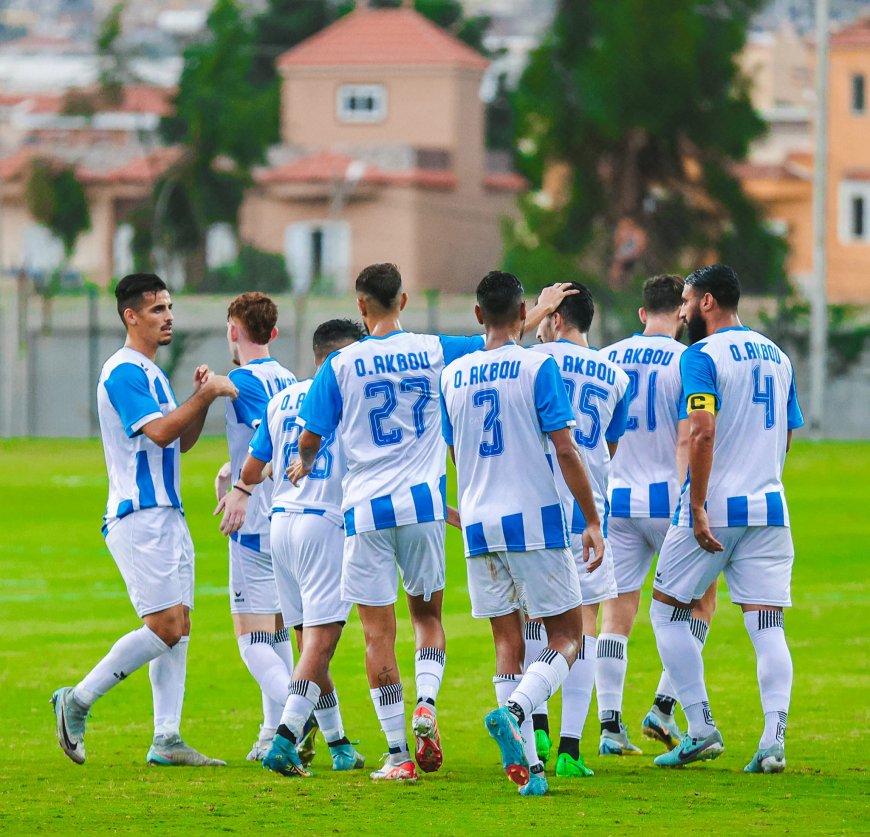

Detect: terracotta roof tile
[483, 172, 528, 192]
[831, 15, 870, 47]
[277, 8, 488, 71]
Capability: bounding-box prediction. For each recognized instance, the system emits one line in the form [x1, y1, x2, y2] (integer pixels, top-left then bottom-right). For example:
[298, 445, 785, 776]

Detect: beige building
[239, 6, 524, 294]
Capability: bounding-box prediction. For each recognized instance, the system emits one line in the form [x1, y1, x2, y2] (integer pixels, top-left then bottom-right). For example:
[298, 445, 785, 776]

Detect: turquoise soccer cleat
[485, 707, 529, 786]
[653, 730, 725, 767]
[51, 687, 88, 765]
[599, 724, 643, 756]
[329, 742, 365, 771]
[642, 706, 684, 751]
[518, 768, 549, 796]
[744, 743, 786, 774]
[262, 734, 312, 777]
[146, 734, 226, 766]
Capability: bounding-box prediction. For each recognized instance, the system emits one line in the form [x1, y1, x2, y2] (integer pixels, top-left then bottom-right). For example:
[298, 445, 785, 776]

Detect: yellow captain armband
[687, 393, 717, 415]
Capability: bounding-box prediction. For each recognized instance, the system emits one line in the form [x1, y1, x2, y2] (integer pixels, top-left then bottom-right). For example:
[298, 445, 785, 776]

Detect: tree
[367, 0, 492, 54]
[159, 0, 276, 289]
[25, 159, 91, 260]
[507, 0, 786, 330]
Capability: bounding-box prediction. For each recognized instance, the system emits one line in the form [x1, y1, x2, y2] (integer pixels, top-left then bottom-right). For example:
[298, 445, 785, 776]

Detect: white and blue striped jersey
[441, 344, 575, 557]
[531, 341, 630, 536]
[674, 326, 803, 528]
[98, 347, 181, 534]
[249, 378, 345, 527]
[225, 358, 295, 553]
[602, 334, 686, 519]
[298, 331, 484, 536]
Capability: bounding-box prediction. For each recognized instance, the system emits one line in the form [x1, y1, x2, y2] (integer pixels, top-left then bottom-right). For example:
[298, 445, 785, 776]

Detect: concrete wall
[1, 281, 867, 440]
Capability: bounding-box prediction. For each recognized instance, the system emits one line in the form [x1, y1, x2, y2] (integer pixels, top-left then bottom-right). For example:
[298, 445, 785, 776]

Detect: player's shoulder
[100, 347, 154, 382]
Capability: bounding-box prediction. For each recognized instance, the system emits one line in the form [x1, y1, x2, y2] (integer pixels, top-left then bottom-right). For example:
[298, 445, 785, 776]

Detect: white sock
[561, 636, 596, 740]
[371, 683, 407, 762]
[149, 635, 189, 737]
[654, 619, 708, 713]
[238, 632, 292, 707]
[744, 610, 792, 748]
[595, 633, 628, 719]
[273, 627, 295, 673]
[650, 600, 715, 737]
[262, 692, 283, 736]
[524, 622, 550, 721]
[73, 625, 169, 708]
[508, 648, 569, 723]
[314, 690, 345, 745]
[414, 647, 446, 709]
[280, 679, 321, 741]
[493, 673, 520, 706]
[521, 716, 541, 769]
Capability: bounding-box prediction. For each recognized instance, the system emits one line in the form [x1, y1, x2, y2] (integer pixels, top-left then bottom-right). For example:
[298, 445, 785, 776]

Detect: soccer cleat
[146, 734, 226, 766]
[485, 707, 529, 786]
[642, 706, 684, 751]
[262, 734, 312, 777]
[744, 743, 786, 774]
[412, 703, 443, 773]
[534, 729, 552, 765]
[329, 742, 365, 771]
[370, 755, 418, 782]
[654, 730, 725, 767]
[555, 751, 594, 777]
[297, 716, 318, 767]
[518, 768, 549, 796]
[51, 687, 88, 765]
[599, 724, 643, 756]
[246, 739, 271, 762]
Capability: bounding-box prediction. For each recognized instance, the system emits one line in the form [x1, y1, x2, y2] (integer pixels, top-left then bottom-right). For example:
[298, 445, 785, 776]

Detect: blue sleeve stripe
[766, 491, 785, 526]
[104, 363, 162, 438]
[726, 495, 749, 527]
[610, 487, 631, 517]
[344, 508, 356, 536]
[162, 448, 181, 507]
[411, 483, 436, 523]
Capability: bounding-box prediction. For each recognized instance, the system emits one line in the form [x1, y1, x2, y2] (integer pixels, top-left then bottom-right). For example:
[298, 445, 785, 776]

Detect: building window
[284, 220, 351, 293]
[851, 73, 865, 114]
[838, 181, 870, 244]
[337, 84, 387, 124]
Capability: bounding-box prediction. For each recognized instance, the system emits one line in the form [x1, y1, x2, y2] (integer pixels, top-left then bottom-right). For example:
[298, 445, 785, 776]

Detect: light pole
[809, 0, 830, 438]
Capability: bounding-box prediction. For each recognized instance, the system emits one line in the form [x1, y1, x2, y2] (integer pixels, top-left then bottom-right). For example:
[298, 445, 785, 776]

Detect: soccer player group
[52, 260, 803, 797]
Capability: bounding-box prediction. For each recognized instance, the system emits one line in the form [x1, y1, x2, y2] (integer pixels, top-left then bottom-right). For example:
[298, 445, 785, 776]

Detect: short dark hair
[313, 318, 365, 360]
[476, 270, 524, 325]
[642, 274, 685, 314]
[356, 263, 402, 311]
[685, 264, 741, 310]
[115, 273, 167, 325]
[227, 292, 278, 345]
[555, 282, 594, 332]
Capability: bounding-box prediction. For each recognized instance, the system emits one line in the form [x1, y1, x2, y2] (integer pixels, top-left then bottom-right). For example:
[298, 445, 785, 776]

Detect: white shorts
[105, 507, 194, 618]
[467, 547, 582, 620]
[342, 520, 446, 606]
[654, 525, 794, 607]
[228, 539, 280, 615]
[569, 534, 618, 605]
[608, 517, 671, 594]
[271, 512, 351, 629]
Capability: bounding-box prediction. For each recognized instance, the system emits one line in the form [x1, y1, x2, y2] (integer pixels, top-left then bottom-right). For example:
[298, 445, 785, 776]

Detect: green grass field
[0, 438, 867, 835]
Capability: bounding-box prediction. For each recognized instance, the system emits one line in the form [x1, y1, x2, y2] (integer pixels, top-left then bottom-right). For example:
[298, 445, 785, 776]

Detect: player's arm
[604, 386, 630, 463]
[144, 374, 237, 450]
[679, 346, 724, 553]
[524, 283, 580, 334]
[785, 371, 803, 454]
[214, 461, 231, 501]
[676, 418, 690, 479]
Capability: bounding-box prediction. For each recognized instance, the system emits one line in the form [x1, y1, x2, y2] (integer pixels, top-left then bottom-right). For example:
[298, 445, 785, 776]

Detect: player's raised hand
[286, 457, 310, 486]
[582, 522, 605, 572]
[537, 282, 580, 314]
[214, 486, 249, 536]
[214, 461, 231, 502]
[692, 508, 724, 553]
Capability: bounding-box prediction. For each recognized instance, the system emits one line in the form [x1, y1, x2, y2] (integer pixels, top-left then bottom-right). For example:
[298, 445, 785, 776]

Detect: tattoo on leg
[377, 666, 395, 686]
